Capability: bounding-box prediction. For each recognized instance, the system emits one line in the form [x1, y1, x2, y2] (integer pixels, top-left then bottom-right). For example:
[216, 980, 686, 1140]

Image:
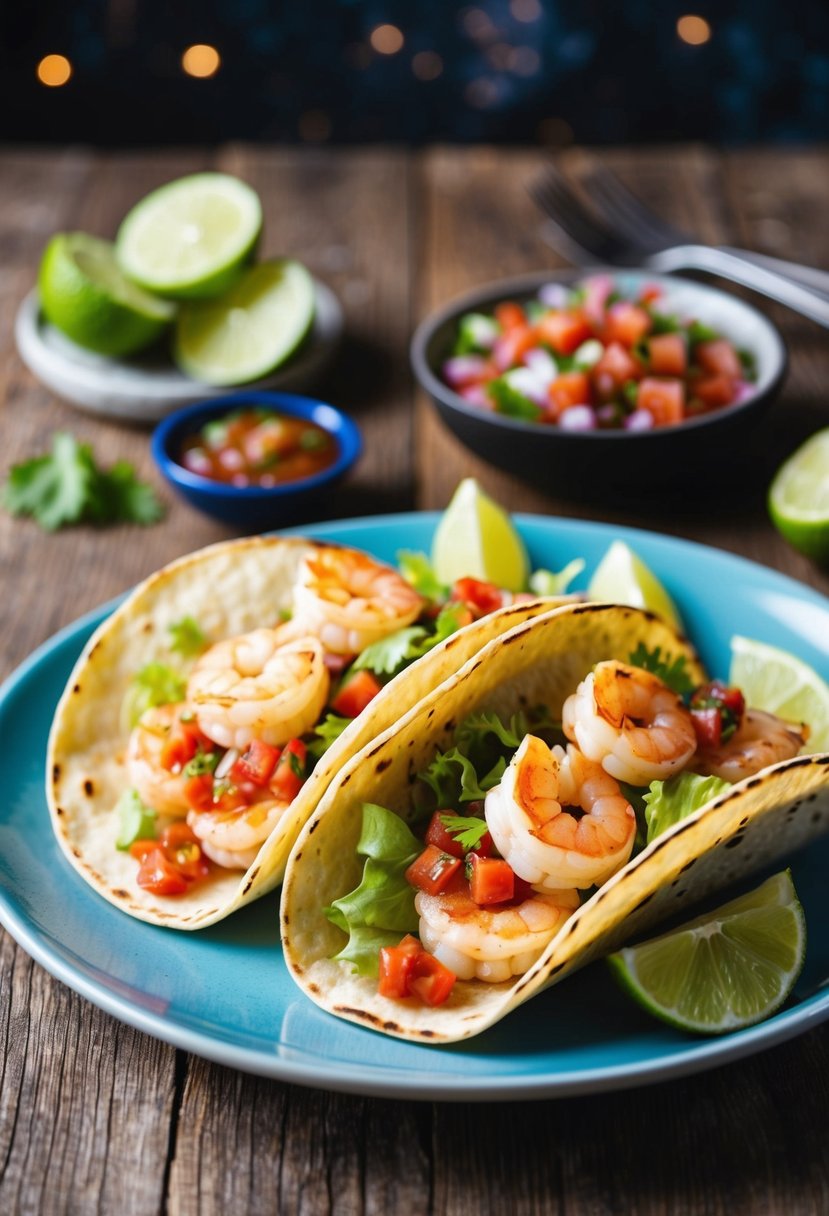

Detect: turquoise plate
[2, 513, 828, 1101]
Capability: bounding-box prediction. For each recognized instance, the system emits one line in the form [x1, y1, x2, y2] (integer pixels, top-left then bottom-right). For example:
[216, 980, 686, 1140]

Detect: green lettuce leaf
[114, 790, 157, 850]
[168, 616, 207, 658]
[528, 559, 585, 597]
[120, 662, 186, 731]
[324, 803, 420, 977]
[397, 550, 447, 601]
[644, 772, 732, 844]
[306, 712, 353, 761]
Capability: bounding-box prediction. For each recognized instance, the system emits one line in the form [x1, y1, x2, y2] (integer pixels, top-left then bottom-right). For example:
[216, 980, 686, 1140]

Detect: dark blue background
[2, 1, 828, 144]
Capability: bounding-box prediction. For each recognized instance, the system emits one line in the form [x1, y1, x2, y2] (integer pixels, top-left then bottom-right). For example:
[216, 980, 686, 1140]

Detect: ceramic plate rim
[1, 511, 828, 1102]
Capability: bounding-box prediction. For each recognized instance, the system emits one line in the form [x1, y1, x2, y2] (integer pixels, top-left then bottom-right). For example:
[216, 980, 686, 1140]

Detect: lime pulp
[729, 635, 829, 752]
[768, 429, 829, 562]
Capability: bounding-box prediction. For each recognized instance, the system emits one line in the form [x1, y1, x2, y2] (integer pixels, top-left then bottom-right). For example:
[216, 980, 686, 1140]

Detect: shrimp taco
[48, 535, 559, 929]
[281, 602, 829, 1042]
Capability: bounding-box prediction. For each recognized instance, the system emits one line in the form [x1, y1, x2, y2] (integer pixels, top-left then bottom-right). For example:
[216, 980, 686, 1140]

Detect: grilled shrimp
[126, 703, 195, 817]
[186, 629, 329, 750]
[287, 546, 424, 655]
[416, 886, 579, 983]
[485, 735, 637, 889]
[563, 660, 697, 785]
[694, 708, 808, 783]
[187, 798, 288, 870]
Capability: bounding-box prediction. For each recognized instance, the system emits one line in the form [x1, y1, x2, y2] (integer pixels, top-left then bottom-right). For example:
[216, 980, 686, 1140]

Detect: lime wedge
[729, 635, 829, 751]
[768, 430, 829, 562]
[431, 478, 530, 592]
[608, 871, 806, 1034]
[587, 540, 683, 630]
[38, 233, 174, 357]
[116, 173, 262, 299]
[173, 259, 316, 386]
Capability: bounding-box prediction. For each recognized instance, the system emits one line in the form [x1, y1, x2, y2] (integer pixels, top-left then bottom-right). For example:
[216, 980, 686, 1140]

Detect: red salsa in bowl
[441, 275, 758, 432]
[178, 407, 339, 488]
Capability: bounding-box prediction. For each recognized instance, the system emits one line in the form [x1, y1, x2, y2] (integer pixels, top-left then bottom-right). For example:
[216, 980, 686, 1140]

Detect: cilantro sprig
[627, 643, 695, 696]
[438, 813, 491, 852]
[168, 616, 207, 658]
[353, 604, 469, 679]
[2, 432, 164, 531]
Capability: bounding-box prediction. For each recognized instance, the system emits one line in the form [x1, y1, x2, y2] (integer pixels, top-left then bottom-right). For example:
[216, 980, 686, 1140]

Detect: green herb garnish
[627, 644, 695, 696]
[438, 813, 491, 852]
[120, 663, 187, 731]
[114, 789, 157, 850]
[183, 749, 221, 778]
[168, 616, 207, 658]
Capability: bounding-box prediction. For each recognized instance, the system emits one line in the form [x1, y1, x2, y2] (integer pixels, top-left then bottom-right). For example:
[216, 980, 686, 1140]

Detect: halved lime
[39, 233, 174, 357]
[173, 259, 315, 386]
[608, 871, 806, 1034]
[587, 540, 683, 630]
[431, 478, 530, 592]
[768, 430, 829, 562]
[729, 635, 829, 751]
[116, 173, 262, 299]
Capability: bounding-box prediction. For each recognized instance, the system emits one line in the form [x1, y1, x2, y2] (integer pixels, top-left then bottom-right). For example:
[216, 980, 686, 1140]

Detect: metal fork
[529, 164, 829, 328]
[585, 164, 829, 297]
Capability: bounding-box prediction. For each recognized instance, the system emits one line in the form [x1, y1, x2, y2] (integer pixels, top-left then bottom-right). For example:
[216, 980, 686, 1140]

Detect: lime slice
[38, 233, 174, 357]
[173, 259, 315, 386]
[431, 478, 530, 592]
[768, 430, 829, 562]
[608, 871, 806, 1034]
[587, 540, 683, 630]
[116, 173, 262, 299]
[729, 635, 829, 751]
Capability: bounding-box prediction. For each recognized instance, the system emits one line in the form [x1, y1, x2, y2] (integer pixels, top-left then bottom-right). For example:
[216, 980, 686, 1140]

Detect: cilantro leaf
[438, 813, 491, 851]
[168, 616, 207, 658]
[396, 550, 447, 601]
[487, 377, 543, 421]
[120, 663, 186, 731]
[627, 644, 695, 695]
[353, 605, 468, 678]
[2, 432, 164, 531]
[307, 712, 353, 761]
[686, 320, 719, 346]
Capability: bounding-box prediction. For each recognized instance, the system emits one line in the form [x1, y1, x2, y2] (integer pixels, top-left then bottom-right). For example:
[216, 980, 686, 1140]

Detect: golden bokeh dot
[181, 44, 221, 78]
[510, 0, 542, 21]
[677, 15, 712, 45]
[370, 24, 404, 55]
[412, 51, 444, 81]
[298, 109, 332, 142]
[37, 54, 72, 88]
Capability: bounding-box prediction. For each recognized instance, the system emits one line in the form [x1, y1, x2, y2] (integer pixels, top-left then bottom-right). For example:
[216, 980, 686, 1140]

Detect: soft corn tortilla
[281, 602, 829, 1043]
[47, 535, 560, 929]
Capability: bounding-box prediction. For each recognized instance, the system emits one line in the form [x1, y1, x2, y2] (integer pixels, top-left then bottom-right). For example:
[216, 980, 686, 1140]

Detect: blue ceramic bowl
[411, 269, 787, 501]
[151, 391, 362, 529]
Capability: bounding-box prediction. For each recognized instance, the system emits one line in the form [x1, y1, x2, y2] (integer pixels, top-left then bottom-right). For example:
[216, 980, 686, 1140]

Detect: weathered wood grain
[1, 145, 828, 1216]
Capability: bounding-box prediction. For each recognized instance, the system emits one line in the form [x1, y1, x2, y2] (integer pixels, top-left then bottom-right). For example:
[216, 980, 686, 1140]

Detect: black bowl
[411, 269, 788, 503]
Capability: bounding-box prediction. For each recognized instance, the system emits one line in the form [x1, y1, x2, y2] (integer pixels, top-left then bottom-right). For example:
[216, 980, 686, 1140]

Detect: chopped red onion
[732, 380, 755, 403]
[624, 409, 654, 432]
[538, 282, 569, 308]
[558, 405, 596, 431]
[443, 355, 489, 388]
[581, 274, 613, 323]
[215, 748, 240, 780]
[596, 403, 619, 425]
[459, 385, 492, 409]
[524, 347, 558, 384]
[503, 367, 549, 405]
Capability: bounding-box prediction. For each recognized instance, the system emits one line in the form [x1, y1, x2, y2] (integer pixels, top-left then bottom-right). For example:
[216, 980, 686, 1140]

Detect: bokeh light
[510, 0, 542, 21]
[181, 44, 221, 78]
[37, 54, 72, 87]
[370, 24, 404, 55]
[677, 15, 712, 45]
[412, 51, 444, 81]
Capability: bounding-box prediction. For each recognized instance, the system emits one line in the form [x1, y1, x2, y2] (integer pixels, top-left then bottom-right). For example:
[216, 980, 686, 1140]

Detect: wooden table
[2, 145, 828, 1215]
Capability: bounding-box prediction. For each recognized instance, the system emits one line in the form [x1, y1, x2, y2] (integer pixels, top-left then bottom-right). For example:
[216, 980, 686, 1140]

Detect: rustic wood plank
[0, 929, 177, 1215]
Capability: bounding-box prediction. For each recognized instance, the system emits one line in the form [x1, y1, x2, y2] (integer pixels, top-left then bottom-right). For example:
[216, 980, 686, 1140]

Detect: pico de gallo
[442, 276, 757, 431]
[178, 407, 339, 488]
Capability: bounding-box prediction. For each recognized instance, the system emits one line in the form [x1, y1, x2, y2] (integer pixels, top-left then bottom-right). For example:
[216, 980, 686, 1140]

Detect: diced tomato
[692, 374, 737, 409]
[184, 773, 215, 812]
[695, 339, 742, 380]
[135, 848, 189, 896]
[378, 935, 421, 999]
[231, 738, 281, 787]
[512, 874, 535, 903]
[691, 681, 745, 717]
[330, 669, 383, 719]
[537, 310, 592, 355]
[547, 371, 592, 419]
[407, 952, 457, 1007]
[648, 333, 687, 377]
[691, 706, 722, 749]
[593, 342, 643, 396]
[450, 577, 504, 618]
[405, 845, 463, 896]
[129, 839, 158, 863]
[492, 325, 538, 371]
[425, 811, 465, 858]
[157, 822, 210, 881]
[604, 302, 652, 347]
[638, 283, 663, 304]
[637, 377, 684, 426]
[269, 738, 307, 802]
[468, 854, 515, 906]
[494, 301, 527, 331]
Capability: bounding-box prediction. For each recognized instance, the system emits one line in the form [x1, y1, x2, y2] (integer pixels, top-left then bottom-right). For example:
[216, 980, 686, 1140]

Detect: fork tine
[528, 163, 626, 264]
[584, 165, 686, 253]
